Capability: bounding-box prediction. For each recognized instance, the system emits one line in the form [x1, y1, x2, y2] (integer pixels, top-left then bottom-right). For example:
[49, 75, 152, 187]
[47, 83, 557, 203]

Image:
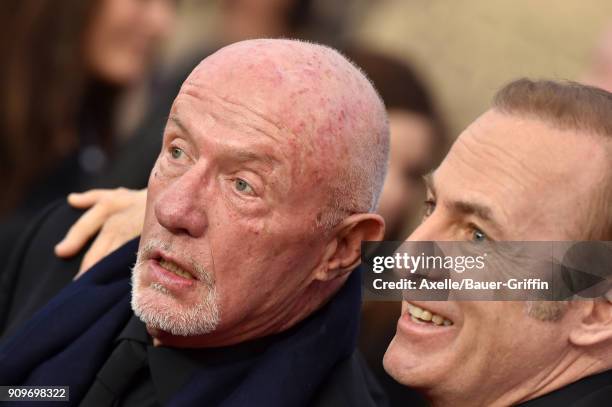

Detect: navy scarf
[0, 239, 362, 406]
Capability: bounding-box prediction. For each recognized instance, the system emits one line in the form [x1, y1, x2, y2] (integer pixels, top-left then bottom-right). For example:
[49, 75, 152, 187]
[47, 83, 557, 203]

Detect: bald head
[182, 39, 389, 227]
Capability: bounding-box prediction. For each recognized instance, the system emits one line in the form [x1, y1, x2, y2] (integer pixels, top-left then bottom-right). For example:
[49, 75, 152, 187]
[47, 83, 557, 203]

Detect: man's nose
[154, 170, 208, 238]
[407, 216, 445, 241]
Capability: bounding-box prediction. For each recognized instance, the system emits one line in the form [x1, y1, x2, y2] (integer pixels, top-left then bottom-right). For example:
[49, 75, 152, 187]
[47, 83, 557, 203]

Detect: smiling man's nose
[154, 171, 208, 237]
[408, 216, 445, 241]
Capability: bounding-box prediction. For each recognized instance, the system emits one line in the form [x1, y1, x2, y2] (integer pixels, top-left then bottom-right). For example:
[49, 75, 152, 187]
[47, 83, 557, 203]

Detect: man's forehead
[182, 74, 309, 146]
[167, 90, 338, 189]
[166, 39, 387, 211]
[187, 41, 343, 99]
[182, 40, 369, 134]
[192, 39, 347, 81]
[172, 86, 285, 143]
[453, 110, 605, 179]
[176, 42, 372, 165]
[430, 110, 607, 232]
[167, 103, 298, 175]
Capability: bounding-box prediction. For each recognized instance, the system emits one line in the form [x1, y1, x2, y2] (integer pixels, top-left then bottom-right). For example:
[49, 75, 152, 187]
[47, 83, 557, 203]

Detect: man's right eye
[170, 147, 183, 159]
[471, 227, 487, 242]
[423, 199, 436, 218]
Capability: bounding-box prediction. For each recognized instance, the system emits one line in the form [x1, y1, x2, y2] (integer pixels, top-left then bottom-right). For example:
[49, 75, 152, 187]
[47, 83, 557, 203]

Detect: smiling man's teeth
[407, 303, 453, 326]
[159, 259, 194, 280]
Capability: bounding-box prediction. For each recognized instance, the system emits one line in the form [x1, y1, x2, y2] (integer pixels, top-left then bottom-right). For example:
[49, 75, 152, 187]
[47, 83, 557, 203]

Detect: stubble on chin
[129, 240, 221, 336]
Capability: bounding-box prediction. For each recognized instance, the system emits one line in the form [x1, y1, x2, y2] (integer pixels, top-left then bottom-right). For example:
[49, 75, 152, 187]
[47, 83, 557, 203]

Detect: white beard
[130, 240, 220, 336]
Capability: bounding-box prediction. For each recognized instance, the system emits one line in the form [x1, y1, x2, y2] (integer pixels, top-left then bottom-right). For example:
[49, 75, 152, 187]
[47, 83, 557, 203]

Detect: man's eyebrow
[168, 114, 281, 170]
[424, 172, 501, 228]
[447, 199, 496, 225]
[168, 115, 190, 136]
[231, 149, 280, 167]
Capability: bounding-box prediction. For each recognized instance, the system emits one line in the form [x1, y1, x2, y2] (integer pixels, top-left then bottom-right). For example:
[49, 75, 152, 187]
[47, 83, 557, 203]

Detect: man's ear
[569, 299, 612, 347]
[314, 213, 385, 282]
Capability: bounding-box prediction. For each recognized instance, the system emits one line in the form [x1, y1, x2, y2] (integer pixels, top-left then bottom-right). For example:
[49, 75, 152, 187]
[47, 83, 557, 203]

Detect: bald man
[0, 39, 390, 407]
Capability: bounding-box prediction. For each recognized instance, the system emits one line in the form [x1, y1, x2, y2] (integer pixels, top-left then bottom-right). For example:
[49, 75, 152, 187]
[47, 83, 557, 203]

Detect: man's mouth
[158, 258, 195, 280]
[407, 303, 453, 326]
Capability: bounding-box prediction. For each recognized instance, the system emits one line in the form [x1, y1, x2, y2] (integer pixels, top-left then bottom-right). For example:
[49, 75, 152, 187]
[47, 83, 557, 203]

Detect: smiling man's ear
[314, 213, 385, 282]
[569, 299, 612, 347]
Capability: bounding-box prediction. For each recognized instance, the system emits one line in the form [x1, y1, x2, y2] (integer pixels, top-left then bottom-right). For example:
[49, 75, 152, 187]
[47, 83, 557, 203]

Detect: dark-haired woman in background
[0, 0, 176, 257]
[0, 0, 176, 217]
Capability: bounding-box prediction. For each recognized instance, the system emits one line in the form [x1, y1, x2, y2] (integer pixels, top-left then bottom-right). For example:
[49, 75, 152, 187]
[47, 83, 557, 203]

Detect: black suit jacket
[0, 200, 85, 337]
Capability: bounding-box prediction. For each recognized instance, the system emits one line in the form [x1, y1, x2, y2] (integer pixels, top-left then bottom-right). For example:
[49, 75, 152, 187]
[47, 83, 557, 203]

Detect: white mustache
[134, 238, 215, 287]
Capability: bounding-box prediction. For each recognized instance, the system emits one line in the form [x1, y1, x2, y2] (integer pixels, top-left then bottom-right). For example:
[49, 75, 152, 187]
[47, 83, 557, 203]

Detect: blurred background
[2, 0, 612, 405]
[165, 0, 612, 138]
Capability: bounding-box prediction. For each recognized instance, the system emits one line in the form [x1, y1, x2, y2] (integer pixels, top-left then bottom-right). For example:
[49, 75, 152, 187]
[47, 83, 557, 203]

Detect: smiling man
[383, 79, 612, 406]
[0, 39, 389, 406]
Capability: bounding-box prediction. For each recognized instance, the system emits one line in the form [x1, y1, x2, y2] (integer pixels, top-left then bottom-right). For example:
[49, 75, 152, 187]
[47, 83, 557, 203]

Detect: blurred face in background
[85, 0, 177, 85]
[377, 109, 437, 240]
[220, 0, 298, 41]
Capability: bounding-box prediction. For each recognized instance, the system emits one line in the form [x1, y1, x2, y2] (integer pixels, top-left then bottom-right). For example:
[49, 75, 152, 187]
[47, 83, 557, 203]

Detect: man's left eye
[472, 228, 487, 242]
[170, 147, 183, 159]
[234, 178, 254, 195]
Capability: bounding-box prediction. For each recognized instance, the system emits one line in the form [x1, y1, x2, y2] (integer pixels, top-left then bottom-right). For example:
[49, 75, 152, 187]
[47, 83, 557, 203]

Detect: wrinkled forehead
[187, 44, 342, 123]
[436, 110, 607, 229]
[178, 41, 372, 174]
[453, 110, 607, 182]
[170, 42, 377, 204]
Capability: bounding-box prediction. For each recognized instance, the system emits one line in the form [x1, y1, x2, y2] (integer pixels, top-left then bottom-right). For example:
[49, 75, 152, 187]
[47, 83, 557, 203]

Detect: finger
[54, 204, 110, 257]
[67, 189, 112, 209]
[76, 234, 114, 277]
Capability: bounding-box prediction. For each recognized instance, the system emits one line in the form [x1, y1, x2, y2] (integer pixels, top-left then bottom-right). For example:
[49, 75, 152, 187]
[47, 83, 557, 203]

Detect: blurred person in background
[0, 0, 177, 260]
[346, 47, 446, 407]
[582, 24, 612, 92]
[218, 0, 327, 44]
